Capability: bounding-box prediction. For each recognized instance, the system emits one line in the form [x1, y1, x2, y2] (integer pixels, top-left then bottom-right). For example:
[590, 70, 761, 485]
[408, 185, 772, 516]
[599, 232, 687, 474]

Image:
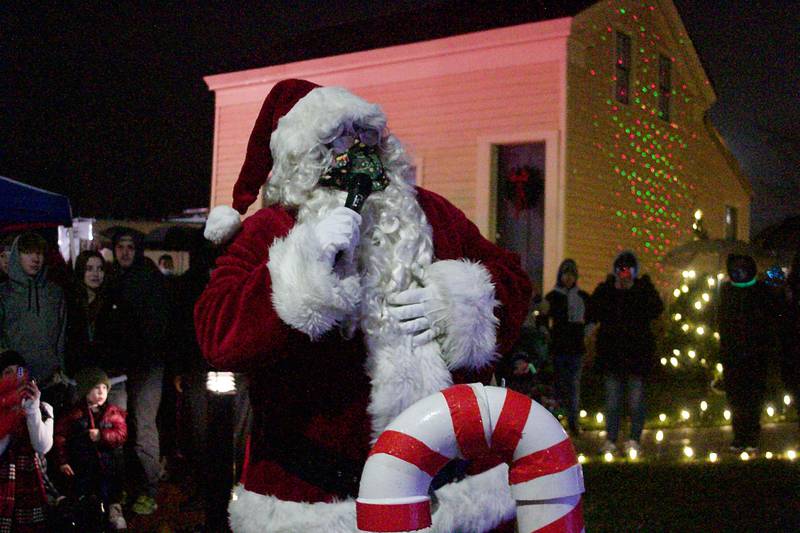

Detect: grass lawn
[582, 460, 800, 532]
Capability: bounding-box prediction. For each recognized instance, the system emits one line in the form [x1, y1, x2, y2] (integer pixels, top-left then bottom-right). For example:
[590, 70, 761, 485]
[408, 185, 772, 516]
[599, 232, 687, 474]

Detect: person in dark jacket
[166, 233, 216, 510]
[65, 251, 129, 407]
[588, 251, 664, 456]
[55, 367, 127, 530]
[544, 259, 589, 435]
[718, 254, 773, 452]
[104, 228, 168, 515]
[783, 253, 800, 429]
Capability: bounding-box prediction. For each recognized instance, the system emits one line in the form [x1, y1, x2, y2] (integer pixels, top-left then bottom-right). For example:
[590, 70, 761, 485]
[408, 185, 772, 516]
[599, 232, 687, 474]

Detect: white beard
[297, 183, 453, 440]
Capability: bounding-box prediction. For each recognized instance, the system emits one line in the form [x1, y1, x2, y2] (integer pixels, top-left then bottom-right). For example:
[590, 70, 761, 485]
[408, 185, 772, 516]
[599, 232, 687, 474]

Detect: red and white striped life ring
[356, 383, 585, 533]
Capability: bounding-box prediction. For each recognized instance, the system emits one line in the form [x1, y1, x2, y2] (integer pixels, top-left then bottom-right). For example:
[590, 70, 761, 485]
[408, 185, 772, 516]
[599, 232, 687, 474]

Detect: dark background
[2, 1, 798, 234]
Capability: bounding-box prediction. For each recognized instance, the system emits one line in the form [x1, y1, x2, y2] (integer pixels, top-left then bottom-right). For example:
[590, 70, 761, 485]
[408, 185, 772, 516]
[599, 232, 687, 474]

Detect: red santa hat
[204, 79, 320, 245]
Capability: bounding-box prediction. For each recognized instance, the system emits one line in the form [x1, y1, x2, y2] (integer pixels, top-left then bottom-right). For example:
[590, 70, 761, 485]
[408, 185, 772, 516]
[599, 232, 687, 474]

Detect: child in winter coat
[54, 367, 127, 530]
[0, 350, 53, 532]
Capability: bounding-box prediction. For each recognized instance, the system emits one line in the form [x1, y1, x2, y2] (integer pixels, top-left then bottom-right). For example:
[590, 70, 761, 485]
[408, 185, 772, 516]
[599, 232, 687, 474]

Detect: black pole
[205, 389, 235, 532]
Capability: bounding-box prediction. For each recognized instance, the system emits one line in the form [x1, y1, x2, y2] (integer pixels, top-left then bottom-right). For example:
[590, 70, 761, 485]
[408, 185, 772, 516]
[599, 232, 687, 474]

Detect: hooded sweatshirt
[0, 236, 66, 380]
[545, 259, 589, 355]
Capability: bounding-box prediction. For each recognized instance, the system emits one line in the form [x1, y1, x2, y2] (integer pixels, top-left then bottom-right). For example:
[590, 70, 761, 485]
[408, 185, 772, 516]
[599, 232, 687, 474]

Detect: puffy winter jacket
[53, 403, 127, 470]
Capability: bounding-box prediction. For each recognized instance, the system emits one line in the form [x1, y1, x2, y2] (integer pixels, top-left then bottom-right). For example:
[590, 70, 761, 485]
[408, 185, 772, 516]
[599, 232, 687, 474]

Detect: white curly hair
[270, 86, 445, 435]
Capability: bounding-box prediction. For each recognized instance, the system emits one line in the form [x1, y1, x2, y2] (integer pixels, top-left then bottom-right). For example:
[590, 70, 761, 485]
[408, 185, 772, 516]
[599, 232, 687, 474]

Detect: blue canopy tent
[0, 176, 72, 232]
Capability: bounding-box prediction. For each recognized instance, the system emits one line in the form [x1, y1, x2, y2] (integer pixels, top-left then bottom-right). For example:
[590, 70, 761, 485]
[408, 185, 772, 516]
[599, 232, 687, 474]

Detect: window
[724, 206, 738, 240]
[658, 55, 671, 121]
[615, 32, 631, 104]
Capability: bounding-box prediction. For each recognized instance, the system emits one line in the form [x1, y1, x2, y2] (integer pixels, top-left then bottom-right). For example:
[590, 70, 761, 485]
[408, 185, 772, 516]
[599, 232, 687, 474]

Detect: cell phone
[16, 367, 24, 379]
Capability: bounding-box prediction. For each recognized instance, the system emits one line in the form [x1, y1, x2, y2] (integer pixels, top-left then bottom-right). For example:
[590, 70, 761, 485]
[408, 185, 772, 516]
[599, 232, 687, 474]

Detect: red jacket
[195, 188, 531, 519]
[53, 403, 127, 467]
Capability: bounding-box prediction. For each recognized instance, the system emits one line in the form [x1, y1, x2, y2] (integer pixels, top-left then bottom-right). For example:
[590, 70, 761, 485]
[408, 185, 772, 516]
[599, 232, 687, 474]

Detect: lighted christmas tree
[661, 209, 720, 386]
[662, 268, 723, 389]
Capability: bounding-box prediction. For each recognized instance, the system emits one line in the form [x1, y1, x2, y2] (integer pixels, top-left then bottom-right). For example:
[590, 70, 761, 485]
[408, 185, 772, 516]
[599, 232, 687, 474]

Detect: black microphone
[344, 174, 373, 214]
[334, 174, 372, 265]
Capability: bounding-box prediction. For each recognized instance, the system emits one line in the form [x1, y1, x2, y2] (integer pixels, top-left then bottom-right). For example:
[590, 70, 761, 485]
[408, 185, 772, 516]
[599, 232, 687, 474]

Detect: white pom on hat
[204, 205, 242, 245]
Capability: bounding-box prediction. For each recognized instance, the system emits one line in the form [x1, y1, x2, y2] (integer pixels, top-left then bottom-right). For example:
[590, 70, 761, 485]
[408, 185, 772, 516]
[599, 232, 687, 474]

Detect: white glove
[387, 287, 447, 347]
[314, 207, 362, 267]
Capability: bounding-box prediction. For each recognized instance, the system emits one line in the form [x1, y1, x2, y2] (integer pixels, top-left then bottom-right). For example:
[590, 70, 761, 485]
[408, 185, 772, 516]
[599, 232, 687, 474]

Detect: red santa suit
[196, 80, 531, 532]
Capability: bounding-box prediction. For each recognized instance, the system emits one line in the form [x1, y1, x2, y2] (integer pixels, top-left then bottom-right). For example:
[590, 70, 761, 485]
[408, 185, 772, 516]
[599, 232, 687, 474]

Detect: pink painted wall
[205, 19, 572, 226]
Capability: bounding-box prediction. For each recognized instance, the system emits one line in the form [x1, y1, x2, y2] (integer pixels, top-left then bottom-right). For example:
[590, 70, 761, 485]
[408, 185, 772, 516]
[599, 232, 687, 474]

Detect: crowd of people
[500, 251, 663, 457]
[503, 250, 800, 458]
[0, 228, 217, 531]
[1, 220, 799, 530]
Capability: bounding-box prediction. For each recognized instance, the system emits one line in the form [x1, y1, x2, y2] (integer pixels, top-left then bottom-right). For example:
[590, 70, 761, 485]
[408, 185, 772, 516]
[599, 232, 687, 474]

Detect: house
[204, 0, 749, 294]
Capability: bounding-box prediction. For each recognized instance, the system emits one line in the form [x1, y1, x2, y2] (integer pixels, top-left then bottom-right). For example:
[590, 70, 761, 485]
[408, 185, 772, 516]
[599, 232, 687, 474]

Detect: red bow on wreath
[508, 168, 530, 216]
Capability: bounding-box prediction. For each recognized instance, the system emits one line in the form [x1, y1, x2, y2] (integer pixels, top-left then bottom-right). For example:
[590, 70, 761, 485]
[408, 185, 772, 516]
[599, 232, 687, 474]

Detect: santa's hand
[387, 287, 446, 347]
[314, 207, 362, 266]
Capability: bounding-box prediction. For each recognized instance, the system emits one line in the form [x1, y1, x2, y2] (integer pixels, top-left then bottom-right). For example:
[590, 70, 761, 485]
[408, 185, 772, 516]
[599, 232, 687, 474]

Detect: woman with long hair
[66, 251, 126, 408]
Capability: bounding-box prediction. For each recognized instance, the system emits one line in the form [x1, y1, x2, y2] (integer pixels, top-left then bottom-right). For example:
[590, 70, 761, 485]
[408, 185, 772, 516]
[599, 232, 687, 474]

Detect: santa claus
[196, 79, 532, 532]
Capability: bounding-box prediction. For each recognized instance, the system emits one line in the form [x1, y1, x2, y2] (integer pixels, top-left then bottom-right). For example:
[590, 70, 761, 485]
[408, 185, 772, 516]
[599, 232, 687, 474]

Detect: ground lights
[578, 395, 793, 432]
[593, 440, 798, 463]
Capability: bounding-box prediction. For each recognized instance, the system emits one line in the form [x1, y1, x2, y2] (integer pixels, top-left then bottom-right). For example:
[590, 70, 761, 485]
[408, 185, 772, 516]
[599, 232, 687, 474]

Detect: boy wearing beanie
[54, 367, 127, 530]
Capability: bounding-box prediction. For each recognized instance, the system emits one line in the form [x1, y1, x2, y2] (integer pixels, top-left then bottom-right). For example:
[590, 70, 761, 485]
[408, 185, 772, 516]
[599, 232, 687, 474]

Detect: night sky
[2, 1, 798, 235]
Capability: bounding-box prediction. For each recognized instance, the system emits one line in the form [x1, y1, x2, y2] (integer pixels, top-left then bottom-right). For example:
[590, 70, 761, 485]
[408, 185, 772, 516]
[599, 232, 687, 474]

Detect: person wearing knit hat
[587, 251, 664, 458]
[74, 367, 111, 401]
[544, 259, 590, 436]
[0, 349, 53, 531]
[55, 366, 128, 530]
[0, 349, 27, 374]
[195, 79, 532, 532]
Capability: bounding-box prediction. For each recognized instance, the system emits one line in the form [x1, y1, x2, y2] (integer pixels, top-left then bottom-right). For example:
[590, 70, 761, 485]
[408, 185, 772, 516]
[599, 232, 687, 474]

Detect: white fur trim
[365, 338, 453, 441]
[228, 464, 514, 533]
[268, 223, 360, 339]
[432, 464, 516, 532]
[228, 485, 356, 533]
[205, 205, 242, 245]
[424, 260, 500, 370]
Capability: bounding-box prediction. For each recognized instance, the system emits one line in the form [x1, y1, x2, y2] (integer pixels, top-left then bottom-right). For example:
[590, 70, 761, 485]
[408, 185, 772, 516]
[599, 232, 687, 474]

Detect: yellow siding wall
[565, 0, 750, 291]
[211, 63, 562, 222]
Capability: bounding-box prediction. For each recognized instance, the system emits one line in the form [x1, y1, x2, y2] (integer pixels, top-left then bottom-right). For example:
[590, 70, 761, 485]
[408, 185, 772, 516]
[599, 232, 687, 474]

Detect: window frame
[614, 31, 632, 105]
[658, 54, 672, 121]
[724, 205, 738, 240]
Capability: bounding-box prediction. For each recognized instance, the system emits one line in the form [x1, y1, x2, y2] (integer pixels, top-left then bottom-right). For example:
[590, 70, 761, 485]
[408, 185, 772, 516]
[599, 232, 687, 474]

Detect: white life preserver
[356, 383, 585, 533]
